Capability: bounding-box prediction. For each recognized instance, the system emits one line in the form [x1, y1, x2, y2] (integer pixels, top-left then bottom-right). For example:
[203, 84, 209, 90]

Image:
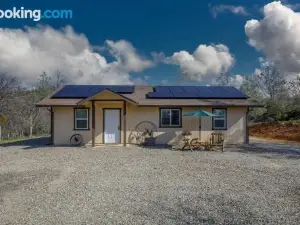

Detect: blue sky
[0, 0, 300, 86]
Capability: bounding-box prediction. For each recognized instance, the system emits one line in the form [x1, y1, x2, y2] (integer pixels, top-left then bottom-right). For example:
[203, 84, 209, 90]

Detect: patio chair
[209, 132, 224, 152]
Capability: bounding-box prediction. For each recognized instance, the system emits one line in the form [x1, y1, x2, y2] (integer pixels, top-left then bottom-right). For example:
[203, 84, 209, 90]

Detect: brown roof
[36, 98, 83, 107]
[36, 85, 263, 107]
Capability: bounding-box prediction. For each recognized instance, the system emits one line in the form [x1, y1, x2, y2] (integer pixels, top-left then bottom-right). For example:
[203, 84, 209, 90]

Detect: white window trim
[212, 108, 227, 130]
[160, 108, 181, 127]
[75, 108, 89, 130]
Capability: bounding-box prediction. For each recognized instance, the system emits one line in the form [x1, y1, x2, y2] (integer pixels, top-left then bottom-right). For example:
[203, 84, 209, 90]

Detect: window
[212, 108, 227, 130]
[74, 108, 89, 130]
[160, 108, 181, 127]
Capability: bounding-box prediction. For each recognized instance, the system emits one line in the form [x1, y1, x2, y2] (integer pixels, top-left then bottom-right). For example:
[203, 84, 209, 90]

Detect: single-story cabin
[36, 85, 261, 146]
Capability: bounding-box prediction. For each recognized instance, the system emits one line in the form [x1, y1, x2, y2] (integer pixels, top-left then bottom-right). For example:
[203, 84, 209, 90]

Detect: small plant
[181, 130, 192, 137]
[143, 128, 153, 137]
[0, 115, 7, 125]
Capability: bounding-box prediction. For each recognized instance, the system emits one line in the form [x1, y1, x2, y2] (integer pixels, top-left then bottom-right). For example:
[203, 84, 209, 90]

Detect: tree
[216, 72, 232, 86]
[240, 76, 263, 100]
[254, 65, 286, 100]
[0, 73, 16, 112]
[288, 75, 300, 97]
[0, 115, 7, 140]
[0, 71, 66, 140]
[53, 71, 65, 90]
[239, 65, 288, 122]
[0, 73, 17, 139]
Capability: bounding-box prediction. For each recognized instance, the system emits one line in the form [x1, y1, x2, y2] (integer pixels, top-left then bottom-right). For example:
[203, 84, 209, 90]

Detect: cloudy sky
[0, 0, 300, 87]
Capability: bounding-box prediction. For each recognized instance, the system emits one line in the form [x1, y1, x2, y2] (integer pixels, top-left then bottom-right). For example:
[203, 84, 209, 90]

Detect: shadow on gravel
[0, 137, 51, 150]
[231, 142, 300, 159]
[141, 194, 263, 225]
[0, 169, 61, 204]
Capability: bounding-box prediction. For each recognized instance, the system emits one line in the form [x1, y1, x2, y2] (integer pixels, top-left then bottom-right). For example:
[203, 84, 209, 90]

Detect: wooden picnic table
[181, 137, 209, 151]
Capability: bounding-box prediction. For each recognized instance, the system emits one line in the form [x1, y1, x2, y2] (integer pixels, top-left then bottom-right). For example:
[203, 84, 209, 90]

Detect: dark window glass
[76, 109, 88, 118]
[76, 120, 88, 129]
[212, 108, 226, 130]
[75, 109, 88, 129]
[161, 109, 171, 126]
[160, 109, 181, 127]
[214, 119, 225, 128]
[171, 109, 180, 125]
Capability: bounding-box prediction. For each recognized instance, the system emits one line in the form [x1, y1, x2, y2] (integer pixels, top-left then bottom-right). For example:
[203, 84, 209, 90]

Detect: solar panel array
[52, 85, 134, 98]
[147, 86, 248, 99]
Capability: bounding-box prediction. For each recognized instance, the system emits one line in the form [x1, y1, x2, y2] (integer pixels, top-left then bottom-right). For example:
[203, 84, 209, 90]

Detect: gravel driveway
[0, 138, 300, 225]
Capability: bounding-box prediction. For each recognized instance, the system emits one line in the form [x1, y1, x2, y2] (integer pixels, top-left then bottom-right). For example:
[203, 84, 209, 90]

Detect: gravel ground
[0, 138, 300, 225]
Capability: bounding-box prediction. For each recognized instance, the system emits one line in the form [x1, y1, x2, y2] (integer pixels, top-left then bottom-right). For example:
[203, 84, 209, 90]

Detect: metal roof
[36, 85, 262, 107]
[52, 85, 134, 98]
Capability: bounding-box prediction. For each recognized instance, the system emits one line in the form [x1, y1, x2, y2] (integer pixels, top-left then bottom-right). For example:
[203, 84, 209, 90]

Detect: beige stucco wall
[199, 107, 247, 144]
[126, 106, 247, 145]
[126, 106, 200, 145]
[53, 106, 92, 145]
[53, 101, 247, 146]
[53, 101, 124, 145]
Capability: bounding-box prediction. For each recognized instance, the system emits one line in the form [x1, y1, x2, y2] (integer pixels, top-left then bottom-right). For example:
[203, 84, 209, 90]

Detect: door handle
[118, 126, 120, 130]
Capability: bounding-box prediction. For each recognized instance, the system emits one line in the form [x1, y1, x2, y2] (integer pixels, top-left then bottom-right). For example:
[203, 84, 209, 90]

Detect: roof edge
[77, 88, 138, 105]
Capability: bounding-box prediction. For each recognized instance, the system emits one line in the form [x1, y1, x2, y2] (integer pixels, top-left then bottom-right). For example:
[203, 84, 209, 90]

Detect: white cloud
[209, 4, 249, 18]
[105, 40, 153, 72]
[166, 44, 235, 82]
[151, 51, 166, 63]
[0, 25, 153, 87]
[229, 74, 245, 88]
[245, 1, 300, 75]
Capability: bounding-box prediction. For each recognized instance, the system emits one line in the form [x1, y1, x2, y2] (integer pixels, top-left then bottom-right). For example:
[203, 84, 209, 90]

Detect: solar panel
[147, 86, 248, 99]
[169, 86, 185, 93]
[182, 86, 199, 93]
[206, 86, 227, 97]
[172, 92, 199, 98]
[154, 86, 172, 93]
[196, 86, 213, 97]
[52, 85, 134, 98]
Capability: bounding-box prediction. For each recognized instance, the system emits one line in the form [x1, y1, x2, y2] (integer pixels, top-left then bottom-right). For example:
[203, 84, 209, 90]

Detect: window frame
[159, 108, 182, 128]
[212, 108, 227, 130]
[73, 108, 90, 130]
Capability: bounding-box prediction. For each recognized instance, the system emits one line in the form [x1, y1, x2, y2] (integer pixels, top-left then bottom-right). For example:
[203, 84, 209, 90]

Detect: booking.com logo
[0, 7, 72, 21]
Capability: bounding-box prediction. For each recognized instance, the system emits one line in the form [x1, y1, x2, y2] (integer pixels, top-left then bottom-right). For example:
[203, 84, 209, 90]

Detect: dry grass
[250, 122, 300, 143]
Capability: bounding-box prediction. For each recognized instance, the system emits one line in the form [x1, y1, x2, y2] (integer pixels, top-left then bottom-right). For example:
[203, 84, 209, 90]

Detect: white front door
[104, 109, 121, 144]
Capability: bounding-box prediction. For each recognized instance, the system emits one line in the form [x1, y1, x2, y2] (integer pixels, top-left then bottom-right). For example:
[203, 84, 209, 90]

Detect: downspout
[246, 107, 249, 144]
[47, 107, 54, 145]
